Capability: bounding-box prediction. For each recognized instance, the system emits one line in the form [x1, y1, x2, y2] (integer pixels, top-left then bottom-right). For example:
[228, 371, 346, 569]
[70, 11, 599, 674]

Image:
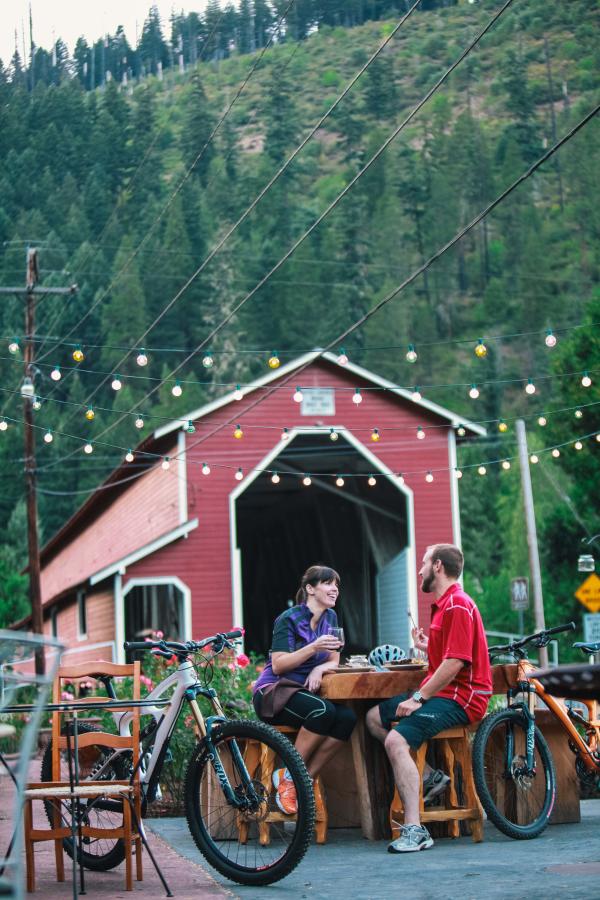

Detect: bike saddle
[573, 641, 600, 653]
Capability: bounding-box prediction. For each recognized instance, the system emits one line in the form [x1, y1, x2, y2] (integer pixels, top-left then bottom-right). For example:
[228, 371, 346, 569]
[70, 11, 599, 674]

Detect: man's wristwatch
[411, 691, 426, 704]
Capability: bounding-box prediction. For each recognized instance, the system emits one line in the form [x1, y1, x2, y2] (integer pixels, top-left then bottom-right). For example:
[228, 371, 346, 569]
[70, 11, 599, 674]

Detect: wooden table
[319, 665, 579, 839]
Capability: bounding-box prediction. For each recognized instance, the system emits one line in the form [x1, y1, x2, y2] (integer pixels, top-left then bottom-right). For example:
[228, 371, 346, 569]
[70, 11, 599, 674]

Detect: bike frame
[508, 658, 599, 774]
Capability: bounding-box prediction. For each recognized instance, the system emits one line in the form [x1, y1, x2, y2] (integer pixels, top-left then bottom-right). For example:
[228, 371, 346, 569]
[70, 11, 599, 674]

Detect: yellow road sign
[575, 573, 600, 613]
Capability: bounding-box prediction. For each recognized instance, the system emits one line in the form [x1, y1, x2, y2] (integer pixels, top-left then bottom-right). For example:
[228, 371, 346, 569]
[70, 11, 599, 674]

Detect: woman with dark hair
[253, 565, 357, 814]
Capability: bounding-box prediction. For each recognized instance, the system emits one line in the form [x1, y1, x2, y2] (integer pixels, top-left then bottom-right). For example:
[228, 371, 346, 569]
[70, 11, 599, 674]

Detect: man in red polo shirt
[366, 543, 492, 853]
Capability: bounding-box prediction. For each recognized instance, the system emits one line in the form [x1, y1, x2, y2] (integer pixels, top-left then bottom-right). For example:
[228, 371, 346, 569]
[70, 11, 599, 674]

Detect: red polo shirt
[420, 583, 492, 722]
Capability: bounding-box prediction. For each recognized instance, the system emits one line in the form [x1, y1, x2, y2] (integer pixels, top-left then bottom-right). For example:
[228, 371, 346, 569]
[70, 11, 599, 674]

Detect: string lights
[50, 366, 61, 381]
[268, 351, 280, 369]
[202, 463, 210, 475]
[233, 424, 243, 439]
[136, 349, 148, 367]
[72, 346, 85, 363]
[171, 381, 183, 397]
[111, 375, 122, 391]
[233, 384, 243, 401]
[474, 339, 487, 358]
[525, 378, 536, 395]
[352, 389, 362, 405]
[337, 348, 349, 366]
[202, 352, 214, 369]
[545, 329, 557, 348]
[371, 428, 380, 442]
[469, 384, 480, 399]
[406, 344, 418, 363]
[85, 406, 95, 421]
[293, 387, 303, 403]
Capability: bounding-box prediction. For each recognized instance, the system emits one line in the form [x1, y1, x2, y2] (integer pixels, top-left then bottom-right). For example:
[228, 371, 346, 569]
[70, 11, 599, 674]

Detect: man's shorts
[378, 692, 469, 750]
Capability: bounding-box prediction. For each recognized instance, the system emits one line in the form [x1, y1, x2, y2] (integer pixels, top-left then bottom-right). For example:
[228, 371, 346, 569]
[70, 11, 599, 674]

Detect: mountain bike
[472, 621, 600, 839]
[40, 630, 315, 886]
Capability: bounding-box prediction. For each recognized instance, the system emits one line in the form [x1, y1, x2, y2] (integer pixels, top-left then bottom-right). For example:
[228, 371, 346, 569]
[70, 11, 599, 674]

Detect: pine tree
[180, 73, 215, 185]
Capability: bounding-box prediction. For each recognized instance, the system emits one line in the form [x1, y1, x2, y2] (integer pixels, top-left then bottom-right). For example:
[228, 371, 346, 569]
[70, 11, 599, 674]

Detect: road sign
[511, 577, 529, 611]
[583, 613, 600, 644]
[575, 573, 600, 613]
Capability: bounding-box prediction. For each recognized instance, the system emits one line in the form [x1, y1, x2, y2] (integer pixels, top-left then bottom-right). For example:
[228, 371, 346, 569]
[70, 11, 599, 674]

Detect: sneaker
[423, 769, 450, 806]
[388, 824, 434, 853]
[272, 767, 297, 815]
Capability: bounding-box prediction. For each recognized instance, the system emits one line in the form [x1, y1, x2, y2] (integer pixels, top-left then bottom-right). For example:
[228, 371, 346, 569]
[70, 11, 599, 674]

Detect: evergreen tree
[180, 73, 215, 185]
[100, 234, 148, 372]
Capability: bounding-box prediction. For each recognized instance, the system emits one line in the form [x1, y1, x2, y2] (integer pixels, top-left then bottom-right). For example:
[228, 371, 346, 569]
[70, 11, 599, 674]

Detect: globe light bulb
[552, 448, 560, 458]
[111, 375, 122, 391]
[371, 428, 380, 442]
[125, 449, 134, 462]
[336, 476, 345, 487]
[538, 416, 547, 427]
[530, 455, 539, 464]
[50, 366, 61, 381]
[136, 349, 148, 367]
[85, 406, 95, 421]
[329, 428, 339, 442]
[406, 344, 418, 364]
[545, 330, 557, 348]
[84, 442, 93, 454]
[498, 420, 508, 433]
[574, 441, 583, 451]
[469, 384, 480, 399]
[412, 386, 422, 401]
[457, 425, 466, 437]
[72, 346, 85, 363]
[233, 384, 243, 401]
[233, 424, 243, 439]
[235, 467, 244, 481]
[417, 426, 425, 440]
[368, 475, 376, 487]
[575, 409, 583, 419]
[455, 468, 463, 479]
[502, 460, 511, 470]
[352, 389, 362, 404]
[135, 415, 144, 429]
[581, 372, 592, 388]
[474, 339, 487, 359]
[186, 420, 196, 434]
[293, 387, 303, 403]
[20, 376, 34, 399]
[202, 353, 214, 369]
[8, 338, 19, 355]
[271, 472, 280, 484]
[202, 463, 210, 475]
[268, 352, 280, 369]
[478, 465, 487, 475]
[425, 471, 434, 483]
[281, 427, 290, 441]
[596, 434, 600, 443]
[525, 379, 536, 395]
[44, 430, 53, 444]
[302, 475, 312, 486]
[171, 381, 183, 397]
[337, 348, 348, 366]
[0, 419, 8, 432]
[32, 396, 42, 411]
[162, 457, 170, 470]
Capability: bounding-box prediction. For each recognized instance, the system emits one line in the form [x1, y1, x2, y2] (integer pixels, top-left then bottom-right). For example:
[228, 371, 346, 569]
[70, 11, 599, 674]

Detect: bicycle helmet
[368, 644, 406, 667]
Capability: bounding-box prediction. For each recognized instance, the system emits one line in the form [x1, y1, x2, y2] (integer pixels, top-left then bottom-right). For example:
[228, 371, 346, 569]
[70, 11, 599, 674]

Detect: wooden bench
[389, 726, 484, 842]
[238, 725, 328, 844]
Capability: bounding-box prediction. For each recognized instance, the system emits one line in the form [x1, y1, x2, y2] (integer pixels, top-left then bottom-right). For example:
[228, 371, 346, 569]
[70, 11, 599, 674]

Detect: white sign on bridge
[583, 613, 600, 645]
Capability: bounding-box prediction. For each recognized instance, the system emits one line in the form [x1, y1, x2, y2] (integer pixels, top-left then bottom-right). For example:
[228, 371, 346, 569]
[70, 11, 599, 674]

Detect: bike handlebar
[488, 621, 576, 656]
[123, 629, 244, 656]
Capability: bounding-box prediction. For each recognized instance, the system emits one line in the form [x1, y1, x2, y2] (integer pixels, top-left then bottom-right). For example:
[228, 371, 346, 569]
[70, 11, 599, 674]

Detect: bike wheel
[184, 719, 315, 886]
[40, 723, 128, 870]
[472, 708, 556, 839]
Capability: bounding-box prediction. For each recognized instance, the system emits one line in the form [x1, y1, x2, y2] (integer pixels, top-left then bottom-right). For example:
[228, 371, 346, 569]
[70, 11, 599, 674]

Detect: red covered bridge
[36, 352, 484, 663]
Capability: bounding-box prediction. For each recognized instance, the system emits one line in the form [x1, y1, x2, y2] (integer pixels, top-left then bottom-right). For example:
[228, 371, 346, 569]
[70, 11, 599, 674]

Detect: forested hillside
[0, 0, 598, 643]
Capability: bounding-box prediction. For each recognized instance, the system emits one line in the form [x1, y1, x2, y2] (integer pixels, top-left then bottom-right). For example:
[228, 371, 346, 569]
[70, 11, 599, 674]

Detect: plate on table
[384, 660, 427, 670]
[333, 664, 375, 673]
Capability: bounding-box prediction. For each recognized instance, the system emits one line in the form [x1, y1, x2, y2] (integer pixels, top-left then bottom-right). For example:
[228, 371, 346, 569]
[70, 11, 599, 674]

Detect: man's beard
[421, 572, 435, 593]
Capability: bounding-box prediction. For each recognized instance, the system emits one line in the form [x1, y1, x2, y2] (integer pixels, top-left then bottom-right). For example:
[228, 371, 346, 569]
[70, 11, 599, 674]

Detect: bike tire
[40, 723, 127, 871]
[472, 707, 556, 839]
[184, 719, 315, 886]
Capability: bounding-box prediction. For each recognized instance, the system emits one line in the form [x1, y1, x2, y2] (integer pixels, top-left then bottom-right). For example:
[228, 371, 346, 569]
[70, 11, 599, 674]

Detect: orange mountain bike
[472, 622, 600, 839]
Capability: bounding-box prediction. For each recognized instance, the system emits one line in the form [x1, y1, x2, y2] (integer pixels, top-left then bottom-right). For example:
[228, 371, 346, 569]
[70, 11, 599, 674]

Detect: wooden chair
[23, 661, 143, 892]
[238, 724, 328, 844]
[389, 725, 484, 842]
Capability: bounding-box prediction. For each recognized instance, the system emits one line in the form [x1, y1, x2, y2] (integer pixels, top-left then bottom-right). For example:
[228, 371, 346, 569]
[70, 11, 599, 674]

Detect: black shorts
[378, 692, 469, 750]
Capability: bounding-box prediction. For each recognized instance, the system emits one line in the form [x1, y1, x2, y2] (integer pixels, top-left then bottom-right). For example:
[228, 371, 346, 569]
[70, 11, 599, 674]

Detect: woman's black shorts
[253, 688, 356, 742]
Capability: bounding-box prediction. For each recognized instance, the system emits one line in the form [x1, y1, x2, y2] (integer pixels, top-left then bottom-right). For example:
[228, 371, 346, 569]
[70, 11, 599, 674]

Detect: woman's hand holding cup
[312, 633, 343, 653]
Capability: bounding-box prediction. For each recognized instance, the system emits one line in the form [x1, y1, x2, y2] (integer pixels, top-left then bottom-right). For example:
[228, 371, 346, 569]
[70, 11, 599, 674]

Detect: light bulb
[575, 409, 583, 419]
[162, 457, 170, 470]
[336, 476, 345, 487]
[202, 463, 211, 475]
[84, 442, 93, 454]
[235, 467, 244, 481]
[8, 338, 19, 354]
[271, 472, 280, 484]
[581, 372, 592, 388]
[293, 387, 303, 403]
[32, 396, 42, 411]
[469, 384, 480, 399]
[406, 344, 418, 364]
[574, 441, 583, 451]
[125, 449, 134, 462]
[136, 349, 148, 367]
[135, 415, 144, 429]
[457, 425, 466, 437]
[545, 330, 557, 348]
[412, 386, 422, 401]
[233, 384, 243, 401]
[186, 420, 196, 434]
[50, 366, 61, 381]
[498, 420, 508, 433]
[44, 430, 53, 444]
[329, 428, 339, 441]
[455, 468, 463, 479]
[596, 434, 600, 443]
[0, 419, 7, 431]
[502, 460, 511, 470]
[397, 473, 404, 485]
[111, 375, 122, 391]
[371, 428, 380, 442]
[530, 454, 539, 464]
[552, 448, 560, 458]
[417, 426, 425, 440]
[337, 348, 348, 366]
[233, 424, 243, 439]
[525, 379, 536, 395]
[268, 352, 280, 369]
[171, 381, 182, 397]
[352, 389, 362, 404]
[425, 471, 434, 483]
[302, 475, 312, 486]
[368, 475, 376, 487]
[538, 416, 547, 427]
[474, 339, 487, 358]
[72, 346, 85, 362]
[478, 465, 487, 475]
[20, 376, 34, 399]
[85, 406, 95, 421]
[202, 353, 214, 369]
[281, 427, 290, 441]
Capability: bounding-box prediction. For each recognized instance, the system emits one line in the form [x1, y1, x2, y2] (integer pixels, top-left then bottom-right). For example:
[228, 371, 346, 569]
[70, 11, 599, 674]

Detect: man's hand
[395, 696, 422, 718]
[411, 626, 428, 652]
[305, 665, 325, 692]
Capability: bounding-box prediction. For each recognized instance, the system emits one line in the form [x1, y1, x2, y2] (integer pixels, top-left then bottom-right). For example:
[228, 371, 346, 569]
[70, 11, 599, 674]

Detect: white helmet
[368, 644, 406, 667]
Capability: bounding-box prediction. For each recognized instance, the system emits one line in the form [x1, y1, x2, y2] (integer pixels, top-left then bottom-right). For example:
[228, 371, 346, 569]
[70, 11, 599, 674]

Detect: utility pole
[0, 248, 77, 675]
[515, 419, 548, 667]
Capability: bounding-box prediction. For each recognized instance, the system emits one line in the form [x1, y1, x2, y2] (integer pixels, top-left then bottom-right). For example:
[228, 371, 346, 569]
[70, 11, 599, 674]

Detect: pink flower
[153, 630, 164, 639]
[184, 715, 195, 728]
[140, 675, 153, 689]
[235, 653, 250, 668]
[228, 662, 236, 671]
[61, 691, 74, 701]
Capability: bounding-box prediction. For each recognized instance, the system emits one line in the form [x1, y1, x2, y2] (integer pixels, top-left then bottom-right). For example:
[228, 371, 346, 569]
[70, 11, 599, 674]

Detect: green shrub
[321, 69, 341, 88]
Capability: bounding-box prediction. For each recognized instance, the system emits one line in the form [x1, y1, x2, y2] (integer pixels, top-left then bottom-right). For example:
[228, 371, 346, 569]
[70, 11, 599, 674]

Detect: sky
[1, 1, 210, 67]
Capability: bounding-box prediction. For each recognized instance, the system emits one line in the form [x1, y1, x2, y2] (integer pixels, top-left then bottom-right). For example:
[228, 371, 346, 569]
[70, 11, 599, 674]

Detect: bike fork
[203, 718, 260, 809]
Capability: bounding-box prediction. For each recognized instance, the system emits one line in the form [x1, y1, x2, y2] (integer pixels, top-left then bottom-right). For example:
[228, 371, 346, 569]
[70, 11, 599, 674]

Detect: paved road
[148, 800, 600, 900]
